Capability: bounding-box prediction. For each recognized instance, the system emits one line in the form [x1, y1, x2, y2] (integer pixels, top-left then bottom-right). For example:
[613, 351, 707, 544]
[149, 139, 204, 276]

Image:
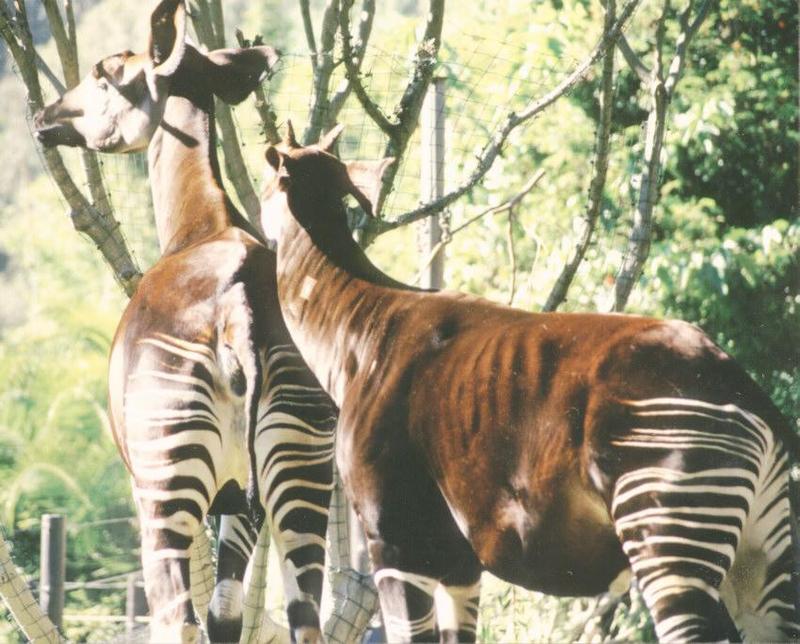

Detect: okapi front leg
[435, 579, 481, 643]
[374, 568, 438, 642]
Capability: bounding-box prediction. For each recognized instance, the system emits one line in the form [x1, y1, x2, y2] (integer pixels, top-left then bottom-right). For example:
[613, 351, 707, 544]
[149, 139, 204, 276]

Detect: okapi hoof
[288, 599, 322, 643]
[206, 612, 243, 644]
[207, 579, 244, 643]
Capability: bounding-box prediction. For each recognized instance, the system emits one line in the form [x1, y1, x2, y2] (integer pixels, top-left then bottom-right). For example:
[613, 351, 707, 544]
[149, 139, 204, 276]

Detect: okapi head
[260, 123, 394, 244]
[33, 0, 278, 152]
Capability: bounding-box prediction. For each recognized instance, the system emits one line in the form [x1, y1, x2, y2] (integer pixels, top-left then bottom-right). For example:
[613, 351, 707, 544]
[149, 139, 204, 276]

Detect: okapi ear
[344, 157, 395, 218]
[265, 145, 284, 171]
[319, 123, 345, 153]
[149, 0, 186, 78]
[205, 46, 280, 105]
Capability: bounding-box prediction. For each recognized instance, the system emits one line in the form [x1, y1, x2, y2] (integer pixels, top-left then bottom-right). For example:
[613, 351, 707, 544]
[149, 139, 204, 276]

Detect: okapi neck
[147, 94, 247, 255]
[275, 215, 408, 404]
[285, 191, 418, 291]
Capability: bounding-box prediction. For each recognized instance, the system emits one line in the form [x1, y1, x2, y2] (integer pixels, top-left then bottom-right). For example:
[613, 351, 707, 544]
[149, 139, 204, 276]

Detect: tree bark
[303, 0, 339, 145]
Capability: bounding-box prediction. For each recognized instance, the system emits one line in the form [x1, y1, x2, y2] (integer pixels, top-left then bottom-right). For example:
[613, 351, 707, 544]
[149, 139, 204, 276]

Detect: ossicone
[284, 120, 300, 148]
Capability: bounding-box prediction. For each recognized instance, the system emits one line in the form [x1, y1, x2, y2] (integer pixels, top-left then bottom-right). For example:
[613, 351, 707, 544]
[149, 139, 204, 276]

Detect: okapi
[34, 2, 336, 642]
[258, 127, 800, 642]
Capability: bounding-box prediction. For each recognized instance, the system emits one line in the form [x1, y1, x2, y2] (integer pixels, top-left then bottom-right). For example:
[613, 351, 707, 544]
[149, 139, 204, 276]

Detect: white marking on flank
[300, 275, 317, 300]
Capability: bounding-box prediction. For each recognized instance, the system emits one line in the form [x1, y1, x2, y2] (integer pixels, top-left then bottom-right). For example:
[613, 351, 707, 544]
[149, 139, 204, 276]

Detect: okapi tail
[215, 282, 264, 527]
[713, 402, 800, 640]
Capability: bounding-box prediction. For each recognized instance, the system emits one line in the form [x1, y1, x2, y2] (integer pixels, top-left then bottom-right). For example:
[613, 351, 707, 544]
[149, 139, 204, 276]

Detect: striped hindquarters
[126, 334, 245, 563]
[610, 398, 799, 641]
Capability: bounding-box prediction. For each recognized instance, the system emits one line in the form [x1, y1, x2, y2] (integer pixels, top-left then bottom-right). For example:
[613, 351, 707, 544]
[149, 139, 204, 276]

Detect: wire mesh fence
[58, 33, 592, 275]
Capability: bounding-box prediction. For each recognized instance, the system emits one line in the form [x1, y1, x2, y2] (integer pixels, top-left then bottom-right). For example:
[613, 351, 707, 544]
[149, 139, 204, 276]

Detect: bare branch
[304, 0, 340, 144]
[339, 0, 395, 135]
[208, 0, 225, 48]
[34, 49, 65, 93]
[64, 0, 76, 57]
[215, 106, 262, 220]
[188, 0, 215, 47]
[612, 80, 667, 311]
[654, 0, 669, 80]
[41, 0, 78, 86]
[374, 0, 445, 212]
[599, 0, 648, 81]
[327, 0, 375, 127]
[235, 29, 280, 144]
[664, 0, 710, 98]
[514, 0, 637, 123]
[0, 3, 66, 94]
[42, 0, 116, 236]
[617, 35, 650, 82]
[370, 0, 641, 237]
[544, 0, 617, 312]
[12, 0, 26, 25]
[0, 6, 22, 58]
[299, 0, 318, 61]
[506, 209, 518, 305]
[340, 0, 444, 154]
[412, 170, 545, 285]
[391, 0, 445, 137]
[1, 1, 141, 295]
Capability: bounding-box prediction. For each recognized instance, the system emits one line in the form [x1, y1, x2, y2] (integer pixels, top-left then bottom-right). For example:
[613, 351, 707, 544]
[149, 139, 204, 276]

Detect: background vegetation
[0, 0, 797, 640]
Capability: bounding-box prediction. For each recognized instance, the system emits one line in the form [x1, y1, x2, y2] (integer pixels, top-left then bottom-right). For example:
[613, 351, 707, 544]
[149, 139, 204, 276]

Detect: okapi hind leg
[610, 460, 747, 641]
[207, 513, 258, 643]
[254, 343, 337, 643]
[604, 398, 800, 641]
[137, 502, 202, 644]
[612, 478, 743, 642]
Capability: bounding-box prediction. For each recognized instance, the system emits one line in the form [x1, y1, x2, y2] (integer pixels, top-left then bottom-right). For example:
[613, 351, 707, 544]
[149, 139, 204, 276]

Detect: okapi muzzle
[33, 99, 87, 148]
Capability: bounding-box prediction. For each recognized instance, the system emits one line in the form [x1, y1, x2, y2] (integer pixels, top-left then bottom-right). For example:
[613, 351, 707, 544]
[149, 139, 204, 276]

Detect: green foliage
[669, 0, 798, 227]
[0, 175, 137, 638]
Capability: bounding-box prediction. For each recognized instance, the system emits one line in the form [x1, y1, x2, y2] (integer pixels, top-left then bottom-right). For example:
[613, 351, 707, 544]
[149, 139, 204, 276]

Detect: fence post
[419, 75, 447, 290]
[126, 571, 148, 634]
[39, 514, 65, 629]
